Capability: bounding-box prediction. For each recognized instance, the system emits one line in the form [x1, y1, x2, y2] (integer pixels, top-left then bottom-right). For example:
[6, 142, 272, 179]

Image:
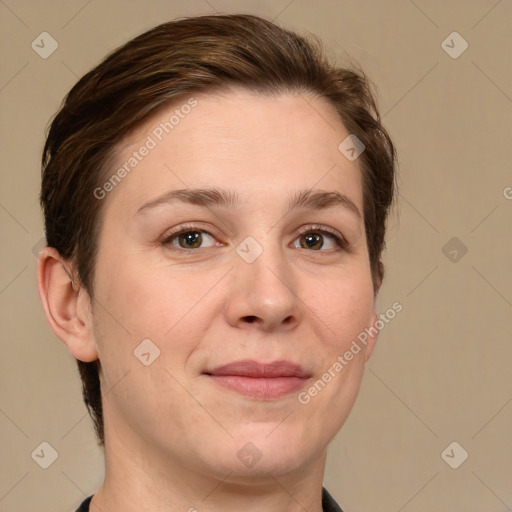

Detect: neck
[91, 424, 327, 512]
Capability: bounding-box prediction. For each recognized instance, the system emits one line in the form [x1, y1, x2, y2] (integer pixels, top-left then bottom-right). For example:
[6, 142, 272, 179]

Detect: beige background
[1, 0, 511, 511]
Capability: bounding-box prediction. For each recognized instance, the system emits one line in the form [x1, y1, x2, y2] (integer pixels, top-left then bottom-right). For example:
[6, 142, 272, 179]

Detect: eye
[161, 224, 348, 252]
[292, 226, 347, 251]
[162, 225, 219, 250]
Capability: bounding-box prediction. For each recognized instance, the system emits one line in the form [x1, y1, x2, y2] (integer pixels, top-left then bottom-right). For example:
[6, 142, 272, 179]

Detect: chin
[212, 426, 318, 478]
[214, 451, 311, 483]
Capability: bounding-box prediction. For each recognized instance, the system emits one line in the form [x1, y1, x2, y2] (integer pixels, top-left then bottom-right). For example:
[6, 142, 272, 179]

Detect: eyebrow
[136, 187, 361, 218]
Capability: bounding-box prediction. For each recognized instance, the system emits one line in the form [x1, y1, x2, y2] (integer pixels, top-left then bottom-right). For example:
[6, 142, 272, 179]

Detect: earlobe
[364, 310, 379, 362]
[36, 247, 98, 362]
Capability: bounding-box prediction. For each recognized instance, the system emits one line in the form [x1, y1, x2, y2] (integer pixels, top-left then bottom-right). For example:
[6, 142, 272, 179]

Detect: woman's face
[90, 88, 379, 481]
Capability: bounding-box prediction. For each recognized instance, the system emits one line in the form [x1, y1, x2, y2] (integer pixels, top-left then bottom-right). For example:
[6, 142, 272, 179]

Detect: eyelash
[161, 223, 349, 252]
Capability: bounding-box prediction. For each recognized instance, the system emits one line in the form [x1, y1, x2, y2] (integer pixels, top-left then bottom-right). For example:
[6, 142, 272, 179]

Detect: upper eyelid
[296, 224, 344, 238]
[162, 223, 218, 240]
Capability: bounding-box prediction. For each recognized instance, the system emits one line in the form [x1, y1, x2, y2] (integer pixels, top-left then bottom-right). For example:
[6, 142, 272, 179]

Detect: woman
[37, 13, 397, 512]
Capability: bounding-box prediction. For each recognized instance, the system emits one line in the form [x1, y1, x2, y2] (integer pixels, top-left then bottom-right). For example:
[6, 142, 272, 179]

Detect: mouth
[203, 360, 311, 400]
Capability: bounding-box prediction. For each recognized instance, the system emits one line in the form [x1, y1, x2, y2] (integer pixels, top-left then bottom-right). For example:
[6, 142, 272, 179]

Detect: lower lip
[206, 375, 309, 399]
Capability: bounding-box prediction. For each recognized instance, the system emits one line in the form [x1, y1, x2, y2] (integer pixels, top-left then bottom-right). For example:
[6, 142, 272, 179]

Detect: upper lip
[204, 360, 310, 378]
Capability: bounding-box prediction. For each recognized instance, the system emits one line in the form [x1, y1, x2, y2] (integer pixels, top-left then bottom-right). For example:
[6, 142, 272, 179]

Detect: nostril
[244, 316, 258, 323]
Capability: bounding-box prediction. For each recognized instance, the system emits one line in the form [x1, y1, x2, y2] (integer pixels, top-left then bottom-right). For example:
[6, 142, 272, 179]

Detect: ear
[364, 310, 379, 362]
[36, 247, 98, 362]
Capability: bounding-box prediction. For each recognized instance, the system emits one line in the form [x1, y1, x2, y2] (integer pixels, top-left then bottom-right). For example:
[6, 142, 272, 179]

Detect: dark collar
[322, 486, 344, 512]
[76, 488, 343, 511]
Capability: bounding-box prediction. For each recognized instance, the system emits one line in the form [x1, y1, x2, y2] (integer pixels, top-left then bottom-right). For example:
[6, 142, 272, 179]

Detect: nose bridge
[227, 231, 301, 330]
[239, 232, 293, 295]
[249, 239, 288, 284]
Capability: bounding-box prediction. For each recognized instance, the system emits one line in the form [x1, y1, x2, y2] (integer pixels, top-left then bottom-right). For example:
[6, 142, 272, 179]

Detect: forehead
[101, 88, 364, 216]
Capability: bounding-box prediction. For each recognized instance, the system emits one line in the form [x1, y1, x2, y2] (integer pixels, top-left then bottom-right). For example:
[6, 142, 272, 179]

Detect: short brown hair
[41, 13, 397, 446]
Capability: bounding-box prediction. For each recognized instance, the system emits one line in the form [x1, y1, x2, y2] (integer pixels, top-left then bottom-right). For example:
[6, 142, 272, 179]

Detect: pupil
[303, 233, 322, 249]
[181, 232, 201, 248]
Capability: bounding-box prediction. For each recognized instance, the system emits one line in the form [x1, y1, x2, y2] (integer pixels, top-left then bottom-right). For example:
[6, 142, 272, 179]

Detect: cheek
[307, 267, 375, 349]
[97, 254, 186, 331]
[92, 254, 224, 365]
[91, 259, 215, 418]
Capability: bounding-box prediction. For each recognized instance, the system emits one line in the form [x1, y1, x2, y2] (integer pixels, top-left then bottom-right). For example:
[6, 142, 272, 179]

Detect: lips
[204, 360, 311, 399]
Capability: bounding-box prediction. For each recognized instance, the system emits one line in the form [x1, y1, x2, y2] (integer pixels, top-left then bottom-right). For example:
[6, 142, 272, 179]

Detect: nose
[224, 242, 303, 332]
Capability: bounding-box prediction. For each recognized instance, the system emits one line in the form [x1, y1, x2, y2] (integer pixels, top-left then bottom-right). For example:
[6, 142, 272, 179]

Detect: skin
[38, 87, 380, 512]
